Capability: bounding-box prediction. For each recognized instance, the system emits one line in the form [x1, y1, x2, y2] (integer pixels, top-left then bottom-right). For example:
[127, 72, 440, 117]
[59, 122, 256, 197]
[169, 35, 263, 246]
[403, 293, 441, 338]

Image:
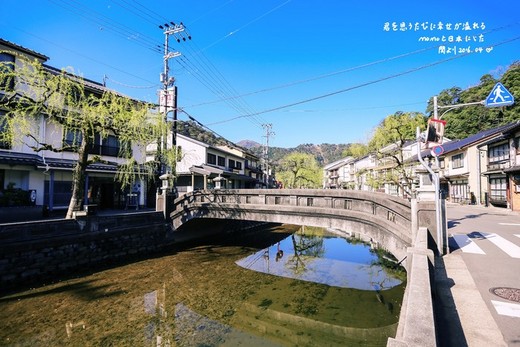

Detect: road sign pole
[416, 126, 444, 255]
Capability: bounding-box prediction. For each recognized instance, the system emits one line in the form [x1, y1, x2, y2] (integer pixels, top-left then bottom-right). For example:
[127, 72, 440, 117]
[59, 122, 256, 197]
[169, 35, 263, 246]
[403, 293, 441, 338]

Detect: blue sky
[1, 0, 519, 148]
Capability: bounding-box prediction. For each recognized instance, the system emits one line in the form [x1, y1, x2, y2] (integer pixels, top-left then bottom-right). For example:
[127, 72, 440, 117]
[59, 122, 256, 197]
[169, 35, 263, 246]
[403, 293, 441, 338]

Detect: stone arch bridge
[168, 189, 437, 263]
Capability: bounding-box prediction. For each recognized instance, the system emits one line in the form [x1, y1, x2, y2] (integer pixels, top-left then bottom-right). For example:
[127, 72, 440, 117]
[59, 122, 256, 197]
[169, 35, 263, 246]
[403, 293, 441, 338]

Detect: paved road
[437, 203, 520, 346]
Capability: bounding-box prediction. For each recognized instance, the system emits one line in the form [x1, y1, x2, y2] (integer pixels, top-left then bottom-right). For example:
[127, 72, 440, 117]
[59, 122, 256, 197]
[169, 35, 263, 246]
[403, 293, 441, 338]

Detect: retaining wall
[0, 212, 170, 292]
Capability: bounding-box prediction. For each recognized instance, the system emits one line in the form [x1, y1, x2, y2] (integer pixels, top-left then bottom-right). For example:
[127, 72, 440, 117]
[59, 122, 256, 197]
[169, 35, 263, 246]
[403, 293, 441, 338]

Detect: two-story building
[1, 39, 148, 211]
[436, 122, 520, 206]
[477, 121, 520, 210]
[167, 133, 262, 193]
[322, 156, 354, 189]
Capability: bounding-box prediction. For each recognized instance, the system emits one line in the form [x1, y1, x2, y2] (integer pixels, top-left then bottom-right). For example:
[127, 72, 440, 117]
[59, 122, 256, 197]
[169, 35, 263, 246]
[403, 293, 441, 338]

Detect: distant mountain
[244, 141, 350, 167]
[179, 121, 349, 168]
[236, 140, 262, 149]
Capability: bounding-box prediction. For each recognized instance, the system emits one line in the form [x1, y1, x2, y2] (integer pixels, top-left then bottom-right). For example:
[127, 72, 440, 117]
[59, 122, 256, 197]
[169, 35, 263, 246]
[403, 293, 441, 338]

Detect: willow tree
[368, 111, 427, 197]
[0, 51, 172, 218]
[277, 152, 322, 189]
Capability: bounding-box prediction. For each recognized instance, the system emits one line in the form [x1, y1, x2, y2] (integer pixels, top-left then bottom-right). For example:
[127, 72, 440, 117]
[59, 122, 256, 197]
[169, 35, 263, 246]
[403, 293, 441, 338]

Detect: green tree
[367, 112, 427, 197]
[342, 142, 369, 159]
[277, 152, 322, 189]
[427, 62, 520, 140]
[0, 51, 173, 218]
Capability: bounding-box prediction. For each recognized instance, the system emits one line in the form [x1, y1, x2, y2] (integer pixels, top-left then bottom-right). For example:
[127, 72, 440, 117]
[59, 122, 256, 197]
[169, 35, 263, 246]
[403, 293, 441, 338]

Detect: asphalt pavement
[436, 203, 520, 347]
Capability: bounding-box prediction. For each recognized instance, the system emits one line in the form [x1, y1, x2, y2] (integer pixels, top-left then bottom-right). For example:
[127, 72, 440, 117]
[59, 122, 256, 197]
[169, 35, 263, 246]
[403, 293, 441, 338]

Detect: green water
[0, 224, 406, 346]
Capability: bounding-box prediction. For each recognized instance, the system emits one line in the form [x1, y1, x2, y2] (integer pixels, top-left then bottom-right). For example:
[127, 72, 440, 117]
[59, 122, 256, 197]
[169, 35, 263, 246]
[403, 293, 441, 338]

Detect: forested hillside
[245, 143, 351, 168]
[427, 61, 519, 140]
[177, 120, 350, 167]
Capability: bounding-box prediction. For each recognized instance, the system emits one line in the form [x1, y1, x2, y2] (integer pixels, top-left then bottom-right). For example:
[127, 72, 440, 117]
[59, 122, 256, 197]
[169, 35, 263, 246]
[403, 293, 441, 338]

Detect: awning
[189, 164, 256, 182]
[189, 164, 224, 177]
[504, 165, 520, 173]
[481, 169, 505, 176]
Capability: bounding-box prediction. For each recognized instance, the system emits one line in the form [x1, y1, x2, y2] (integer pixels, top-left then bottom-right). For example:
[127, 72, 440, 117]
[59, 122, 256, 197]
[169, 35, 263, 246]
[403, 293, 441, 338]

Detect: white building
[0, 39, 148, 210]
[149, 133, 264, 194]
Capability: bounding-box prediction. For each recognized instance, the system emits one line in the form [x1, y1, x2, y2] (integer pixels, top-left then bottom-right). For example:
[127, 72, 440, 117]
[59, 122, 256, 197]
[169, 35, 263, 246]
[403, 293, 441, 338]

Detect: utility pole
[262, 123, 275, 188]
[158, 22, 190, 175]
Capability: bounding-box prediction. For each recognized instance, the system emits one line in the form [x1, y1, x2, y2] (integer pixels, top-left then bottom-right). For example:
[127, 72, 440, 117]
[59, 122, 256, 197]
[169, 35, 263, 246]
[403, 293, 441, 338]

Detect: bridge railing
[171, 189, 414, 257]
[174, 188, 412, 227]
[178, 189, 411, 219]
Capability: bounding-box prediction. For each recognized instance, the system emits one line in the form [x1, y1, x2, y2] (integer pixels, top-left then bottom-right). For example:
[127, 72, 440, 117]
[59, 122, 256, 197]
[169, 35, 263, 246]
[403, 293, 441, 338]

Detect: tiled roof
[42, 65, 132, 99]
[0, 150, 119, 172]
[0, 150, 41, 165]
[439, 121, 520, 155]
[0, 38, 49, 61]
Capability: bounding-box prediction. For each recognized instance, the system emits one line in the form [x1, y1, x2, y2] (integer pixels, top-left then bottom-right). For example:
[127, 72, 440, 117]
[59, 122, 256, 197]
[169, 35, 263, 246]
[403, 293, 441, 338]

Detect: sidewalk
[0, 205, 154, 224]
[436, 203, 520, 346]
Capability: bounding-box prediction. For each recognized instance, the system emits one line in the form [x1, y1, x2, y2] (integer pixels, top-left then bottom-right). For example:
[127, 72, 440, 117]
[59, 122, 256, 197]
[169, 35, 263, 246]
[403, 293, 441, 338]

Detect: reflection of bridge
[167, 188, 440, 347]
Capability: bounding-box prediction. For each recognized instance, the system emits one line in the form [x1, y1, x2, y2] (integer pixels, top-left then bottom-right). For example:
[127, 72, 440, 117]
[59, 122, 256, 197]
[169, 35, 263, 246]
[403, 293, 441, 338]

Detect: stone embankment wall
[0, 212, 170, 293]
[0, 213, 268, 293]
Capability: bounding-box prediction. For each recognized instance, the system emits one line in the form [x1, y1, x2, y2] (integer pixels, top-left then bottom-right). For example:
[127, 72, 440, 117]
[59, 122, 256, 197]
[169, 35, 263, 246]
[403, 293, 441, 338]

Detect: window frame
[451, 153, 464, 169]
[207, 153, 216, 165]
[488, 143, 510, 163]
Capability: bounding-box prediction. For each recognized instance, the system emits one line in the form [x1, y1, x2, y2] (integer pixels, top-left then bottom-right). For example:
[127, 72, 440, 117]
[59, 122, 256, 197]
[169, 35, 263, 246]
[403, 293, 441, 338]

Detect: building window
[217, 156, 225, 167]
[489, 143, 509, 163]
[228, 159, 236, 169]
[63, 129, 82, 151]
[0, 110, 11, 149]
[452, 153, 464, 169]
[0, 52, 15, 91]
[100, 135, 124, 157]
[235, 161, 242, 170]
[207, 153, 216, 165]
[450, 179, 469, 203]
[489, 177, 507, 204]
[514, 137, 520, 154]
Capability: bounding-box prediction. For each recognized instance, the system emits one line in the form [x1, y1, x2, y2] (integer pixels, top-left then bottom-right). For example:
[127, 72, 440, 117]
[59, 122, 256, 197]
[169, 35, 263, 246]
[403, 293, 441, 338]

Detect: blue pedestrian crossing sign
[485, 82, 514, 107]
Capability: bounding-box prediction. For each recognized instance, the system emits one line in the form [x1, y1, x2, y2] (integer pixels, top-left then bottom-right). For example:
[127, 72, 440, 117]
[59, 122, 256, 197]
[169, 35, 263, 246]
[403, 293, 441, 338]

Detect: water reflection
[236, 226, 403, 291]
[0, 223, 405, 347]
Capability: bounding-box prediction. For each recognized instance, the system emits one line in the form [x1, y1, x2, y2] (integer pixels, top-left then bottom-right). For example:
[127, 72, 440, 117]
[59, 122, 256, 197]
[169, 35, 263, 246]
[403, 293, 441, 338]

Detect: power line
[200, 0, 292, 52]
[188, 0, 236, 25]
[4, 24, 158, 87]
[104, 76, 158, 89]
[48, 0, 163, 53]
[280, 101, 427, 113]
[110, 0, 169, 26]
[184, 46, 438, 109]
[176, 36, 267, 127]
[183, 19, 520, 110]
[206, 35, 520, 126]
[179, 109, 244, 149]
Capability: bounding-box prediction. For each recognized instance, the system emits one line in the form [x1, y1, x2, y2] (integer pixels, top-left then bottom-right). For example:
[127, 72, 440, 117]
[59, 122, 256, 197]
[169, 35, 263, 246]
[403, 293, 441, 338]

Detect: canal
[0, 222, 406, 346]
